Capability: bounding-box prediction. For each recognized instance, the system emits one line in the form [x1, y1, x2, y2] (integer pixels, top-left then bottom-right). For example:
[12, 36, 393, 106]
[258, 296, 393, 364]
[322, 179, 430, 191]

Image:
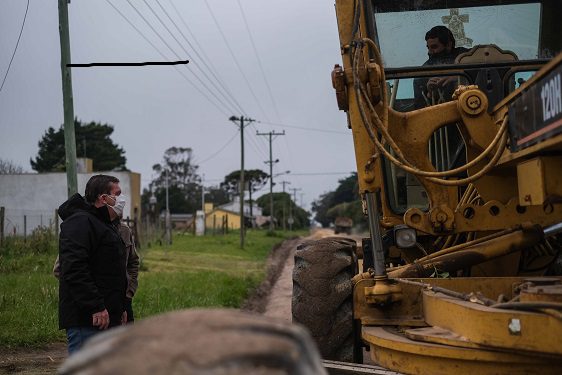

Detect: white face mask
[106, 194, 126, 218]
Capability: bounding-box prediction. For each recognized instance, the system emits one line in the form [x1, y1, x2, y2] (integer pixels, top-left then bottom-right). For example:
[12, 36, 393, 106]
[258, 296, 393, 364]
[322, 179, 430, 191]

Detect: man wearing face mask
[413, 25, 469, 109]
[57, 174, 129, 354]
[53, 188, 139, 324]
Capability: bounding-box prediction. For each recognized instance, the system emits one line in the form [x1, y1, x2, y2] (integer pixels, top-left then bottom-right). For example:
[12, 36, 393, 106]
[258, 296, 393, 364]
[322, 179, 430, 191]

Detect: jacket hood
[58, 193, 99, 221]
[59, 193, 113, 223]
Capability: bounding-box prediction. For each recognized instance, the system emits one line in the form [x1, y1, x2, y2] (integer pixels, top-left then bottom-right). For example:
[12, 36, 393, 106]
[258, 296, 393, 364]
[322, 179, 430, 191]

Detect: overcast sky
[0, 0, 356, 212]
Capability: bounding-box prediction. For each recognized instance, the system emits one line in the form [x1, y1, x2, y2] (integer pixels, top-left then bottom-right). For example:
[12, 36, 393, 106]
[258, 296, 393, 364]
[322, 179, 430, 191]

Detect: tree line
[7, 120, 364, 229]
[23, 120, 310, 229]
[311, 172, 366, 228]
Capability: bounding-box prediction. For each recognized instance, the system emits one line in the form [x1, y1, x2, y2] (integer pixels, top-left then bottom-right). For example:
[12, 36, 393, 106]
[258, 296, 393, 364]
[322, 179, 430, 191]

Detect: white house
[0, 170, 141, 236]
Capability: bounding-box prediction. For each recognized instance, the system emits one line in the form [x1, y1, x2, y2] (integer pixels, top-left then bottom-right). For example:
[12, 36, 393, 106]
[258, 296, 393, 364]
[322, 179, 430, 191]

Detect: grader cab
[293, 1, 562, 374]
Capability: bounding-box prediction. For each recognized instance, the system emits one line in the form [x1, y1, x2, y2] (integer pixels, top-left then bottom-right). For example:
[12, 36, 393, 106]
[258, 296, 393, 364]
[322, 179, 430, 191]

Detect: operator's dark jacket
[58, 193, 127, 329]
[413, 47, 469, 109]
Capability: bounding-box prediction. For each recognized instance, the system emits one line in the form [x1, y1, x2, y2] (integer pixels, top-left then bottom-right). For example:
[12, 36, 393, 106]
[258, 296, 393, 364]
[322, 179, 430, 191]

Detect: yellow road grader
[293, 1, 562, 374]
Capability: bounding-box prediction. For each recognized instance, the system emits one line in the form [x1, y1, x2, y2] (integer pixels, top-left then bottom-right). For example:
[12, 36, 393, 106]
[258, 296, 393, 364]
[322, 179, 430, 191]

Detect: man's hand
[121, 311, 128, 325]
[92, 309, 110, 330]
[427, 76, 456, 91]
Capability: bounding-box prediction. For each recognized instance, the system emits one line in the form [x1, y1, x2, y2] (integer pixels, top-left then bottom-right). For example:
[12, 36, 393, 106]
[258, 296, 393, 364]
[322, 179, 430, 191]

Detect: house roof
[217, 197, 261, 218]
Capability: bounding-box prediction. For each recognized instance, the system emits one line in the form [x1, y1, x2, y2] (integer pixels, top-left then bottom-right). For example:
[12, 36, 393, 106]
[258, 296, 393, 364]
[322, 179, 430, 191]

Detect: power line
[281, 133, 301, 191]
[155, 0, 247, 115]
[167, 0, 241, 114]
[147, 0, 243, 115]
[138, 0, 239, 115]
[197, 129, 239, 165]
[258, 120, 349, 134]
[105, 0, 229, 116]
[0, 0, 30, 94]
[123, 0, 232, 114]
[249, 123, 269, 150]
[247, 123, 269, 157]
[203, 0, 270, 121]
[245, 131, 269, 160]
[235, 0, 280, 120]
[105, 0, 170, 58]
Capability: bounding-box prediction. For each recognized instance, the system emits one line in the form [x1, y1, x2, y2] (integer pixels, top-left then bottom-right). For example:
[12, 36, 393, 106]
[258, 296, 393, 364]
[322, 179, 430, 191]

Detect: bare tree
[0, 159, 24, 174]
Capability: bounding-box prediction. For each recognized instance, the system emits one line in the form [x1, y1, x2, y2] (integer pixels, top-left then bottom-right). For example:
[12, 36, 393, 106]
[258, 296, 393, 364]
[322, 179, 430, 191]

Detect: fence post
[213, 215, 216, 235]
[133, 217, 140, 249]
[24, 215, 27, 242]
[55, 209, 60, 238]
[0, 207, 4, 248]
[133, 207, 140, 249]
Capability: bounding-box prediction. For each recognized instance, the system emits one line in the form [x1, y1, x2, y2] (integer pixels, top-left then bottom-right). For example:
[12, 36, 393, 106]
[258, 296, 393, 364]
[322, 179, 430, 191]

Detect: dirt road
[260, 229, 378, 367]
[262, 228, 340, 322]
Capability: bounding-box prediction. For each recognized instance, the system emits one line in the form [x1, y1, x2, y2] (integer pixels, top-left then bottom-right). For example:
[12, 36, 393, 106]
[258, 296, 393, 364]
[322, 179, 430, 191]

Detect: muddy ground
[0, 229, 344, 374]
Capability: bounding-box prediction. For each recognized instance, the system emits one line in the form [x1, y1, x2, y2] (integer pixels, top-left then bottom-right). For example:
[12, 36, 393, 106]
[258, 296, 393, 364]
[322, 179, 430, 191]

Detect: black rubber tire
[292, 237, 360, 363]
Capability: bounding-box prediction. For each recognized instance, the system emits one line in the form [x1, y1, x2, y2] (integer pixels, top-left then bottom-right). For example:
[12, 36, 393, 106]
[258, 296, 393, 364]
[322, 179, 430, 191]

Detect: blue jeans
[66, 327, 100, 355]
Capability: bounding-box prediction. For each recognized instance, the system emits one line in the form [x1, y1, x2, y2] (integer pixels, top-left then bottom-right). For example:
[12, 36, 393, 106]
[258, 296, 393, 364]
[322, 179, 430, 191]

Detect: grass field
[0, 229, 299, 347]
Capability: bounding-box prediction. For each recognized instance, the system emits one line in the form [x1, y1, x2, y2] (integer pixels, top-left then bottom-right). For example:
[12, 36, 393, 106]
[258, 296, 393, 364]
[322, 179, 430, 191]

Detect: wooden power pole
[58, 0, 78, 197]
[229, 116, 254, 248]
[256, 130, 285, 231]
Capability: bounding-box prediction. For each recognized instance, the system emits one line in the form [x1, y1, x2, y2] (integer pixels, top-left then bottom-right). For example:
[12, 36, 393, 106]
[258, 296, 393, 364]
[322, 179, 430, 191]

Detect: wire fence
[0, 207, 59, 239]
[0, 206, 237, 250]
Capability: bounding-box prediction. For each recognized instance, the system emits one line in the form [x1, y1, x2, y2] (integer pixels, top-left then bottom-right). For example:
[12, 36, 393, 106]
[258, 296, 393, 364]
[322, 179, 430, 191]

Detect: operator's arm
[413, 77, 429, 109]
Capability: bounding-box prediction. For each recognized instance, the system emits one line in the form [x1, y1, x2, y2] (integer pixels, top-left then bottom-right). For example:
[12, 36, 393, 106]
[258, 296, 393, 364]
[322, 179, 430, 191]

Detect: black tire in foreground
[59, 309, 328, 375]
[292, 237, 361, 363]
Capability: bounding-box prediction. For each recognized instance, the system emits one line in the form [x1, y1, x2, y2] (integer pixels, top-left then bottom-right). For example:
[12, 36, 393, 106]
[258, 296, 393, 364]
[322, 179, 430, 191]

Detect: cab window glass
[373, 3, 541, 68]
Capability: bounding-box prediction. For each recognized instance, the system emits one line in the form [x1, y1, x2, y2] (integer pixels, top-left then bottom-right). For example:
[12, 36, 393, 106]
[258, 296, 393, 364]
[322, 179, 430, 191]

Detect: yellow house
[204, 203, 241, 230]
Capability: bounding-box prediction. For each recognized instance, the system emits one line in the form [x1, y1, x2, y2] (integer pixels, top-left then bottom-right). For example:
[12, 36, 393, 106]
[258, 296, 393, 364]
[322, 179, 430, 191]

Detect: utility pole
[165, 169, 171, 245]
[201, 174, 206, 236]
[201, 174, 205, 212]
[281, 181, 291, 194]
[229, 116, 254, 248]
[289, 187, 301, 231]
[257, 130, 285, 231]
[281, 181, 291, 231]
[58, 0, 78, 197]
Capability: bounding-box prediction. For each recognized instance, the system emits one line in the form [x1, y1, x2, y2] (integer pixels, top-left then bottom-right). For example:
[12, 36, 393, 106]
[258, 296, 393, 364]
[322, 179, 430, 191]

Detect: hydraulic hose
[351, 38, 509, 186]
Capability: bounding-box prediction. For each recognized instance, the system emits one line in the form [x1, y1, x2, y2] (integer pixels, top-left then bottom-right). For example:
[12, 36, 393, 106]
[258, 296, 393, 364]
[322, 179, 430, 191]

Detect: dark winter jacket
[58, 193, 127, 329]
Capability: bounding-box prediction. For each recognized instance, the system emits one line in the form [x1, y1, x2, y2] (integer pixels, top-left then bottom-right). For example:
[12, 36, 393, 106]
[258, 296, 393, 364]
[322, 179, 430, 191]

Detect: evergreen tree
[30, 120, 127, 172]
